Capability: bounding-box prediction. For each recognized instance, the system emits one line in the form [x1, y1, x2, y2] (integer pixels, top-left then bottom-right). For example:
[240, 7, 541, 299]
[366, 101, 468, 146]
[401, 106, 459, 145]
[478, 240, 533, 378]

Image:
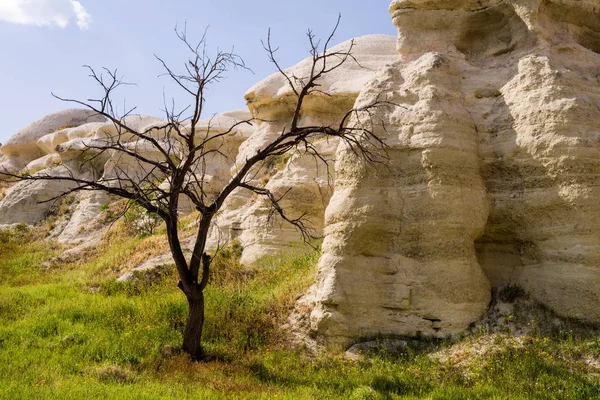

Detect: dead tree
[3, 17, 388, 360]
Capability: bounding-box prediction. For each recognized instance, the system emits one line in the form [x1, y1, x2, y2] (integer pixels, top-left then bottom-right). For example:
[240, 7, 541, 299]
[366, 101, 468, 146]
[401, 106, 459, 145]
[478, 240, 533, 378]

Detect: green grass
[1, 224, 599, 399]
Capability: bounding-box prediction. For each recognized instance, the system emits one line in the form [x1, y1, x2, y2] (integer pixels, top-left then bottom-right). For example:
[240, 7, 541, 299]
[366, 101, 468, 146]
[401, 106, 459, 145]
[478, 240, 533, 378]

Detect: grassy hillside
[1, 222, 600, 399]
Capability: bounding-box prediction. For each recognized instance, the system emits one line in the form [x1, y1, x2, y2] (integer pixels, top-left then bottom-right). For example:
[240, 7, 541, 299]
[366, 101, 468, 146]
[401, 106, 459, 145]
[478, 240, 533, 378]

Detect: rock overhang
[243, 34, 399, 119]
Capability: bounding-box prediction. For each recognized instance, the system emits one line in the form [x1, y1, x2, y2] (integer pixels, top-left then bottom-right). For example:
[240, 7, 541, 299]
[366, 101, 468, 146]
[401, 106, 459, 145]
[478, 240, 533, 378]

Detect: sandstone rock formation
[213, 35, 398, 264]
[56, 191, 110, 244]
[0, 166, 83, 225]
[310, 53, 492, 344]
[310, 0, 600, 346]
[0, 110, 105, 227]
[0, 109, 104, 175]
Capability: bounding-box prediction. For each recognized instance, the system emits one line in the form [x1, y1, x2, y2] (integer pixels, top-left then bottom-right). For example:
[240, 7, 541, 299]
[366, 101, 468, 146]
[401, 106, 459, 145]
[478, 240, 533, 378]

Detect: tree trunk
[182, 287, 205, 360]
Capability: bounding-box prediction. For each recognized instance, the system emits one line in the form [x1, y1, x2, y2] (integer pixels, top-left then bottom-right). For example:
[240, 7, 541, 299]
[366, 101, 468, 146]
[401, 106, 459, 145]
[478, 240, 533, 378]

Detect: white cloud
[0, 0, 92, 30]
[71, 1, 90, 29]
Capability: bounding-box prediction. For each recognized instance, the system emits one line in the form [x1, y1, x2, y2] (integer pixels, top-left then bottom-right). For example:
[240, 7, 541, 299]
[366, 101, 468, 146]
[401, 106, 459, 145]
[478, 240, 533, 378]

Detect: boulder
[36, 130, 69, 155]
[237, 137, 338, 264]
[186, 110, 254, 194]
[157, 110, 255, 215]
[0, 156, 26, 176]
[92, 115, 166, 142]
[100, 138, 174, 186]
[0, 166, 86, 225]
[24, 153, 62, 174]
[63, 121, 107, 141]
[94, 116, 184, 187]
[117, 252, 181, 283]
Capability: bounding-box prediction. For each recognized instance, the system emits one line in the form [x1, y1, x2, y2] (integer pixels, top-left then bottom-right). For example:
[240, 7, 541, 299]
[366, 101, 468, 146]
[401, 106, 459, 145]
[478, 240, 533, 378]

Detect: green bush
[123, 203, 162, 237]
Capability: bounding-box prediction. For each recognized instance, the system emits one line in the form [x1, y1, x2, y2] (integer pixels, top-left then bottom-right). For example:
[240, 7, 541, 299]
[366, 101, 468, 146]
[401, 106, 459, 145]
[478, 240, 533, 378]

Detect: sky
[0, 0, 397, 143]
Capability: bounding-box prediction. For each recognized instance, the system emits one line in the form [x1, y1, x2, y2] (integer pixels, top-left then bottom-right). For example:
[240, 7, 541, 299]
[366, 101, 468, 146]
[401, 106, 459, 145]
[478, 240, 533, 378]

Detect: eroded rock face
[310, 0, 600, 346]
[185, 109, 254, 196]
[214, 35, 399, 264]
[310, 54, 492, 344]
[0, 109, 104, 174]
[0, 166, 91, 225]
[57, 191, 110, 244]
[245, 34, 399, 119]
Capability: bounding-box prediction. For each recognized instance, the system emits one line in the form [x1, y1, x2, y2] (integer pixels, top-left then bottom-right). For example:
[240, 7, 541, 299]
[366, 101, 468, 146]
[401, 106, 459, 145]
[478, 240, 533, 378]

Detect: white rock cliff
[310, 0, 600, 346]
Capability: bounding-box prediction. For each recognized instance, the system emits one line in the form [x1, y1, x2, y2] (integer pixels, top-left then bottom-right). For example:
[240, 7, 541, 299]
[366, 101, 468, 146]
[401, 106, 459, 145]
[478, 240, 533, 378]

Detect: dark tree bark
[181, 285, 205, 360]
[178, 251, 211, 359]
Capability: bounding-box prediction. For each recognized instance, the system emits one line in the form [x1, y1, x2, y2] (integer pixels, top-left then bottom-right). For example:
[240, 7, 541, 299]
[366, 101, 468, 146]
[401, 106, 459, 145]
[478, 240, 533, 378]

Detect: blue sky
[0, 0, 396, 143]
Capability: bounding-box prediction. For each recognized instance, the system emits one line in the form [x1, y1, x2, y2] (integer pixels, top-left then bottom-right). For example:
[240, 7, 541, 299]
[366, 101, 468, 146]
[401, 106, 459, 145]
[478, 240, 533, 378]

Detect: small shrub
[350, 386, 380, 400]
[0, 223, 31, 244]
[210, 240, 249, 286]
[45, 194, 77, 219]
[160, 301, 187, 331]
[270, 154, 291, 170]
[498, 284, 526, 303]
[123, 203, 162, 237]
[99, 199, 128, 224]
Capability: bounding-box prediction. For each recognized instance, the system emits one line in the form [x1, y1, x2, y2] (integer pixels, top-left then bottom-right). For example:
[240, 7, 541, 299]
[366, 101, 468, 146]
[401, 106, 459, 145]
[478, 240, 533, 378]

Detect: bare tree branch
[2, 17, 395, 360]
